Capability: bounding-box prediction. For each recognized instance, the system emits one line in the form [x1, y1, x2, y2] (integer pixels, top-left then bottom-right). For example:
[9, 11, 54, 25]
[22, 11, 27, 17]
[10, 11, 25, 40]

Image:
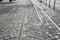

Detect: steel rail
[30, 0, 43, 24]
[18, 9, 27, 40]
[31, 0, 60, 30]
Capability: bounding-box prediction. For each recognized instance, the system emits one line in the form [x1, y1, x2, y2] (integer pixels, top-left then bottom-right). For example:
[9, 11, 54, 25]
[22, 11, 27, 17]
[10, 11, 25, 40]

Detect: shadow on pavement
[0, 5, 16, 15]
[0, 2, 15, 4]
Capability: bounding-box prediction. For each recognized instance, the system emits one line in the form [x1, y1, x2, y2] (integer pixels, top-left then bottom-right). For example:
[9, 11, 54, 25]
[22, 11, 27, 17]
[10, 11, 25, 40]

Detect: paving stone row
[0, 0, 60, 40]
[21, 0, 60, 40]
[33, 2, 60, 40]
[0, 0, 32, 40]
[37, 1, 60, 28]
[0, 4, 26, 40]
[21, 4, 43, 40]
[0, 3, 18, 22]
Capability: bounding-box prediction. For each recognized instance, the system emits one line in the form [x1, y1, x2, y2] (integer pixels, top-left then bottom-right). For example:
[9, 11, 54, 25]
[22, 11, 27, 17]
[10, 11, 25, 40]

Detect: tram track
[30, 0, 60, 40]
[0, 0, 60, 40]
[18, 0, 60, 40]
[18, 1, 41, 40]
[0, 2, 24, 40]
[31, 0, 60, 31]
[30, 0, 43, 24]
[20, 1, 44, 40]
[18, 8, 27, 40]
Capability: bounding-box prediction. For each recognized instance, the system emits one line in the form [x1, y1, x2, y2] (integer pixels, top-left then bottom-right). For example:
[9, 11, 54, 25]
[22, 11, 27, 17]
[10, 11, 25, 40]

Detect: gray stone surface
[33, 3, 60, 40]
[0, 1, 26, 40]
[0, 0, 60, 40]
[38, 0, 60, 28]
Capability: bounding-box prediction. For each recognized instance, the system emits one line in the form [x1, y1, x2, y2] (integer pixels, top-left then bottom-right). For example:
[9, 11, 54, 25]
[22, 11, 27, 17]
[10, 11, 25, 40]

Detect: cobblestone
[0, 3, 27, 40]
[31, 0, 60, 40]
[0, 0, 60, 40]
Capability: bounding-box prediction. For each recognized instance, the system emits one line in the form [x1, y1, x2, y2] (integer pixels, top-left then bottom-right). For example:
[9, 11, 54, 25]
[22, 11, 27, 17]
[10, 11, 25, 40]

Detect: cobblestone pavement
[0, 2, 18, 21]
[21, 1, 60, 40]
[21, 0, 60, 40]
[0, 1, 27, 40]
[0, 0, 60, 40]
[33, 4, 60, 40]
[37, 0, 60, 28]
